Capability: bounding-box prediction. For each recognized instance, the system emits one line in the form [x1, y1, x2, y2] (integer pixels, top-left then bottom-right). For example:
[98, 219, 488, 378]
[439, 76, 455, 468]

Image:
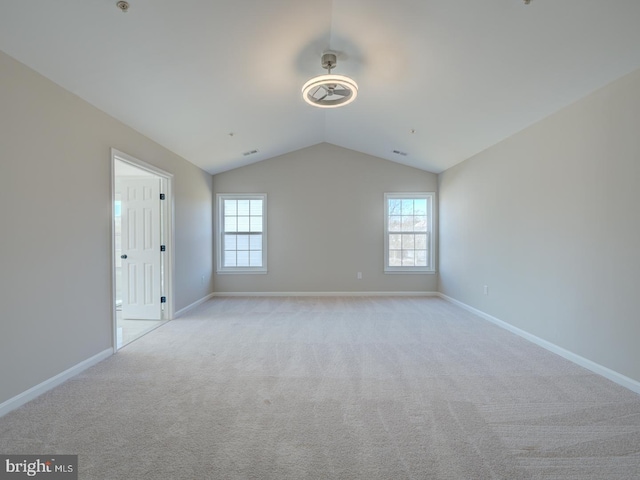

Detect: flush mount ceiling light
[302, 53, 358, 108]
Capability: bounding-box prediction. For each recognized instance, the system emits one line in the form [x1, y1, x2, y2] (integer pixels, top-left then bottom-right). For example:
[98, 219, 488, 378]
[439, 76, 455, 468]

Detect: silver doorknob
[121, 254, 128, 259]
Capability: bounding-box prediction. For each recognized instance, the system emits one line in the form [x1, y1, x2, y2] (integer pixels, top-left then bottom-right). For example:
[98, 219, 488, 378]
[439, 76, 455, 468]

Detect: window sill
[216, 269, 268, 275]
[384, 270, 436, 275]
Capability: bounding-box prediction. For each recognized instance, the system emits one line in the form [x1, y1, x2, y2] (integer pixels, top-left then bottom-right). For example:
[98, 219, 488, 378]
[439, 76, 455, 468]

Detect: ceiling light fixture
[302, 53, 358, 109]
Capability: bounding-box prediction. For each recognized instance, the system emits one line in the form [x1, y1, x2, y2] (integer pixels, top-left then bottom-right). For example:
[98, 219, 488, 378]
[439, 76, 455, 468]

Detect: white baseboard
[175, 292, 216, 317]
[211, 291, 440, 297]
[438, 293, 640, 395]
[0, 348, 112, 418]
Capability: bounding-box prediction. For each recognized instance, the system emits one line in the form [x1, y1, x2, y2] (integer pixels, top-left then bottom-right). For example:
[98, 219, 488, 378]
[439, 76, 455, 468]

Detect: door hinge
[161, 296, 167, 303]
[160, 245, 166, 252]
[159, 193, 166, 200]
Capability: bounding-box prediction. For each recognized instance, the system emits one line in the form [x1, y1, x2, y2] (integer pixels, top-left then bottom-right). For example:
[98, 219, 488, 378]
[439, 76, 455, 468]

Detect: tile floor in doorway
[116, 309, 165, 349]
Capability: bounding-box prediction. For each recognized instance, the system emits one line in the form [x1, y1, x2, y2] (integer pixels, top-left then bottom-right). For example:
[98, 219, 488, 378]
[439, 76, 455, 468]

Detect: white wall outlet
[357, 272, 363, 280]
[483, 285, 489, 295]
[201, 275, 205, 285]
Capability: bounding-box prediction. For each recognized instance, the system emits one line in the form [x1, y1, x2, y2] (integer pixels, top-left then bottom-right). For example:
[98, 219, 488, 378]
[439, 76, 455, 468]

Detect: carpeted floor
[1, 296, 639, 479]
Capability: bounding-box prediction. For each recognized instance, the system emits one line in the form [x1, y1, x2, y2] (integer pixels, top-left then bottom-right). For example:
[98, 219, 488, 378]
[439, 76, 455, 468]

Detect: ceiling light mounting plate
[116, 1, 130, 12]
[321, 53, 337, 71]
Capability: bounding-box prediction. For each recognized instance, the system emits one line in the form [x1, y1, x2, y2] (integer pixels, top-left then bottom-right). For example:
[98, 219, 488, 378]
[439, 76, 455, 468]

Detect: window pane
[389, 250, 402, 266]
[389, 216, 402, 232]
[249, 234, 262, 250]
[250, 216, 262, 232]
[224, 216, 237, 232]
[402, 250, 415, 266]
[250, 200, 262, 216]
[414, 199, 427, 215]
[237, 216, 250, 232]
[388, 199, 402, 216]
[402, 234, 415, 249]
[236, 251, 249, 267]
[224, 200, 237, 216]
[237, 200, 250, 216]
[219, 195, 266, 272]
[414, 215, 427, 232]
[401, 199, 414, 215]
[385, 194, 432, 271]
[224, 234, 236, 250]
[224, 251, 236, 267]
[236, 235, 249, 251]
[249, 251, 262, 267]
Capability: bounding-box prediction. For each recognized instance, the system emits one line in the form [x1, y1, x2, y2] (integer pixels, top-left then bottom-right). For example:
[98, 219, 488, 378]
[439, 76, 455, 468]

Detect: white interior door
[120, 178, 162, 320]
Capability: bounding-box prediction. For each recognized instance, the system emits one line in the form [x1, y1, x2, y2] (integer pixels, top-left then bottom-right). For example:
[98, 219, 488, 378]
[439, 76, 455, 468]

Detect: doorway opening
[111, 149, 174, 350]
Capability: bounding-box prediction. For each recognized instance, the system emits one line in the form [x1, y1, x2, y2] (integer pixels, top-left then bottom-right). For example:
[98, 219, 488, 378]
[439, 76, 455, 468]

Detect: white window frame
[384, 192, 435, 274]
[216, 193, 267, 274]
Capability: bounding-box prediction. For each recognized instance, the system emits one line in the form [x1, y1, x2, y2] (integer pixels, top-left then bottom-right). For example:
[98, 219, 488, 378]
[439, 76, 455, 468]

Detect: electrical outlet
[201, 275, 205, 285]
[483, 285, 489, 295]
[357, 272, 362, 280]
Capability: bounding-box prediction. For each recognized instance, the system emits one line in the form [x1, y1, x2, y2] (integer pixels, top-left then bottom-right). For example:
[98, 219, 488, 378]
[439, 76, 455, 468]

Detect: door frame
[110, 148, 175, 352]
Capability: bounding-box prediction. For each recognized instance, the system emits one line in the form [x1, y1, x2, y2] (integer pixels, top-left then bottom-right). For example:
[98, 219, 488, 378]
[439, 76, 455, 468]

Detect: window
[216, 194, 267, 274]
[384, 193, 435, 273]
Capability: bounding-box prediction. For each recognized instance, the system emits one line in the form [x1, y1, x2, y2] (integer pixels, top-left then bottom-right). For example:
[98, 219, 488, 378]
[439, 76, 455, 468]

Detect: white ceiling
[2, 0, 640, 175]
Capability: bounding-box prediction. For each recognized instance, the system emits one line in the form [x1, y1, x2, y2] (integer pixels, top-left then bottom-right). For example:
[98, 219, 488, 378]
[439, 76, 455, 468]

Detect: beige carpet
[1, 296, 640, 479]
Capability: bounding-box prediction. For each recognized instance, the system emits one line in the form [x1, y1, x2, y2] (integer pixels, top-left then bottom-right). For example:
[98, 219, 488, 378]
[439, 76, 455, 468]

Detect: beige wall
[0, 50, 213, 404]
[212, 143, 438, 293]
[439, 68, 640, 383]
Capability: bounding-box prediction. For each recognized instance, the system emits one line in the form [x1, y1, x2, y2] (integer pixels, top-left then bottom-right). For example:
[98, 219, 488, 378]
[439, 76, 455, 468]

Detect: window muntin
[384, 193, 434, 273]
[217, 194, 267, 273]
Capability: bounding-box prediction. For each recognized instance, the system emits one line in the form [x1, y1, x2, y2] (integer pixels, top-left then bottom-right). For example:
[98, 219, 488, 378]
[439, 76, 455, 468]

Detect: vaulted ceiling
[2, 1, 640, 174]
